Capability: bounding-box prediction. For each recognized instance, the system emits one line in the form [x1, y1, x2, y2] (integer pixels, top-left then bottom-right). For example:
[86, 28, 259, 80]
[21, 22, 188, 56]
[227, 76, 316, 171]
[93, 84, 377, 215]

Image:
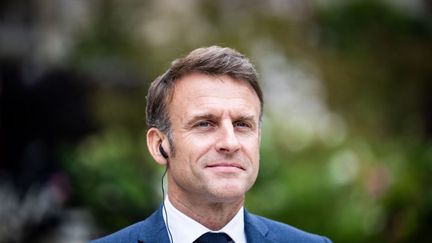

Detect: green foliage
[64, 128, 160, 231]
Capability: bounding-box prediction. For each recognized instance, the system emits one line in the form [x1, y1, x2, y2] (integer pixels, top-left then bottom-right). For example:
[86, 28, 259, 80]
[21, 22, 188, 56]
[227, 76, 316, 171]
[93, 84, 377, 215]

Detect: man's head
[146, 46, 263, 205]
[146, 46, 263, 154]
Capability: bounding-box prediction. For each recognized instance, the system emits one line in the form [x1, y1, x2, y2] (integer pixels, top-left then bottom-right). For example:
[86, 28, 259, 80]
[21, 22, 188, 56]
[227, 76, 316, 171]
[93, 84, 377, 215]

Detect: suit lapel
[244, 210, 272, 243]
[137, 205, 170, 243]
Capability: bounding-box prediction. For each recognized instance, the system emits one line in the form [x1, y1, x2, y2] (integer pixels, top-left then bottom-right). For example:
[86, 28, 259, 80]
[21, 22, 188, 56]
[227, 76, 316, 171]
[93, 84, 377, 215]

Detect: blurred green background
[1, 0, 432, 242]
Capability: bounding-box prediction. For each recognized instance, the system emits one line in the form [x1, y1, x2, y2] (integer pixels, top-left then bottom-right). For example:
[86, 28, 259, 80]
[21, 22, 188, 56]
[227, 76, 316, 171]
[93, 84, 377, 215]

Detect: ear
[147, 127, 169, 165]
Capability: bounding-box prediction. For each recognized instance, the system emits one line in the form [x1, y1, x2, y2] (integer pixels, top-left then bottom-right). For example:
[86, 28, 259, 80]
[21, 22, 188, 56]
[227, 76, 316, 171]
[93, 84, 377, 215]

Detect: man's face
[167, 73, 261, 204]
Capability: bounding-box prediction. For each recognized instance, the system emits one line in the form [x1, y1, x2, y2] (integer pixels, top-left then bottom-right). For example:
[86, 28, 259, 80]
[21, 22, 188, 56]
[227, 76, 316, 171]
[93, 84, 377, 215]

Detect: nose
[216, 121, 240, 154]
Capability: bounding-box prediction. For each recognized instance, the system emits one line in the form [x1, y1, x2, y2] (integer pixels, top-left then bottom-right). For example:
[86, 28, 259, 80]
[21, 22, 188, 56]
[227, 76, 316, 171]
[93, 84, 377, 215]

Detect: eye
[195, 121, 213, 128]
[234, 121, 252, 129]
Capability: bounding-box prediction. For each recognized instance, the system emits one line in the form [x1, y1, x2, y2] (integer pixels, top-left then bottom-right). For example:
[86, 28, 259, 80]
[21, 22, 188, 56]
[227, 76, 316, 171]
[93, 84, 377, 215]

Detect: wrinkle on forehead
[168, 73, 261, 129]
[169, 73, 257, 104]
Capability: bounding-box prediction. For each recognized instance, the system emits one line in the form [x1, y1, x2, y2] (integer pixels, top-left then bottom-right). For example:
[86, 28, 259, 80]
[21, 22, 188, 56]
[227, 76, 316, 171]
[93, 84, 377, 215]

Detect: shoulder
[89, 208, 166, 243]
[89, 221, 145, 243]
[245, 212, 332, 243]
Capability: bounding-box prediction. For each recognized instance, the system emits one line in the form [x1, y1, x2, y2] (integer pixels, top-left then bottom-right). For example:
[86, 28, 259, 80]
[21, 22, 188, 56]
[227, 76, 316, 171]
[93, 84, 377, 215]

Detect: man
[90, 46, 331, 243]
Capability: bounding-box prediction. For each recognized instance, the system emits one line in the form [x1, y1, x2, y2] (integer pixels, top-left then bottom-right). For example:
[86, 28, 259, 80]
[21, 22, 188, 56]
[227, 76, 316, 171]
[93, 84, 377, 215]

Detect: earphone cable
[161, 166, 174, 243]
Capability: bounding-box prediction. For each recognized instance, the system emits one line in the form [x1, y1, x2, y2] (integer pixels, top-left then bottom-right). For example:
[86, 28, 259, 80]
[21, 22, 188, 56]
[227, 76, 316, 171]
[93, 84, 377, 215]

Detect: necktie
[193, 232, 232, 243]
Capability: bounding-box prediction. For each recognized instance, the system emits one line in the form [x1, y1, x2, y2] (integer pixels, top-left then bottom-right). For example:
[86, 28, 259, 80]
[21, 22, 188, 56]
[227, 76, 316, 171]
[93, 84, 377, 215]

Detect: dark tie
[193, 232, 232, 243]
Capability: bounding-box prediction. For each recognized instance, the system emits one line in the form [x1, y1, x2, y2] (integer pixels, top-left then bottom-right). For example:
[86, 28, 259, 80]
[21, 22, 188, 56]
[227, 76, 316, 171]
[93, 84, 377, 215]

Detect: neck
[168, 192, 244, 230]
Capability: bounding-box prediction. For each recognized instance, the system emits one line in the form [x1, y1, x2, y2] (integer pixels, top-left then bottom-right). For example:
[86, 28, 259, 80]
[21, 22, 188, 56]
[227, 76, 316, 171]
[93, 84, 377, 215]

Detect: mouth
[206, 162, 245, 171]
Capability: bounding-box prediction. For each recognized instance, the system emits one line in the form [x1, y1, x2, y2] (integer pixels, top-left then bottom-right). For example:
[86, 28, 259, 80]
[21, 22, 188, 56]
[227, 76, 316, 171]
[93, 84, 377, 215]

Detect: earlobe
[147, 128, 169, 165]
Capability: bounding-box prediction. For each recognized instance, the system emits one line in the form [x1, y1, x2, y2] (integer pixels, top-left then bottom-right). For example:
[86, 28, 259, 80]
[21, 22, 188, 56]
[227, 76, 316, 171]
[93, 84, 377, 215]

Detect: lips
[206, 162, 245, 170]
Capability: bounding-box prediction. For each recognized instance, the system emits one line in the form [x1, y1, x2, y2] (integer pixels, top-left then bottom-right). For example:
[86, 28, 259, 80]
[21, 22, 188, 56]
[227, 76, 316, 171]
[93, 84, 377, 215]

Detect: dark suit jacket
[90, 205, 331, 243]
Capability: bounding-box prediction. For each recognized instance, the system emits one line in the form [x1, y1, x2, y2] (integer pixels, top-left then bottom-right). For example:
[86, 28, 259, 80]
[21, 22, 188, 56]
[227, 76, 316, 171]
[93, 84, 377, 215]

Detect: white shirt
[162, 197, 247, 243]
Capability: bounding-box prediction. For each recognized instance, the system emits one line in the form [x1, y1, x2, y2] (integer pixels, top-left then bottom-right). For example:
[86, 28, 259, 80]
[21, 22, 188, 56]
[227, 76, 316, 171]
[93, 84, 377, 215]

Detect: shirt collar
[163, 196, 246, 243]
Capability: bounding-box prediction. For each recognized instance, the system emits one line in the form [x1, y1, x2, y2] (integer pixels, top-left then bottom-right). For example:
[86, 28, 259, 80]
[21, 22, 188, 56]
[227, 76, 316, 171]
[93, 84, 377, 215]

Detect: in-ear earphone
[159, 144, 169, 159]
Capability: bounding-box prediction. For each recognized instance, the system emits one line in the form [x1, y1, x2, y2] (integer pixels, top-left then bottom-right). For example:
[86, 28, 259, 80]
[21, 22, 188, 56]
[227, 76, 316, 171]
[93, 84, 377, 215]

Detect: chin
[208, 186, 247, 203]
[210, 195, 244, 204]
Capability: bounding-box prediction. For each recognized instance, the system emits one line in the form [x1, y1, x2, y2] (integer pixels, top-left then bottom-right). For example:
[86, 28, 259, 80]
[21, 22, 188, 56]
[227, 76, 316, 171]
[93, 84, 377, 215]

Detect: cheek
[246, 139, 260, 171]
[184, 135, 214, 152]
[244, 136, 260, 155]
[174, 135, 213, 165]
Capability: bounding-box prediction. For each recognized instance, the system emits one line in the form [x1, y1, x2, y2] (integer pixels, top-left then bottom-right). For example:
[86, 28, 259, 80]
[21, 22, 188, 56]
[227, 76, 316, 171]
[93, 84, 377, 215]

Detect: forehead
[168, 73, 260, 118]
